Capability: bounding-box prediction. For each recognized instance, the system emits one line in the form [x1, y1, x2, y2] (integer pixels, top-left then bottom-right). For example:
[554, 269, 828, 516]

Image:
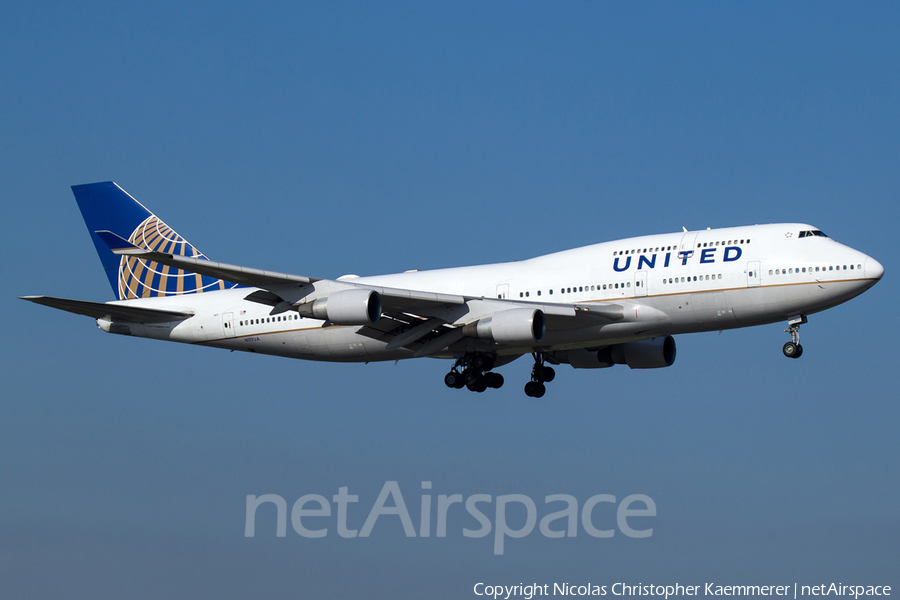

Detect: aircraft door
[496, 284, 509, 299]
[678, 231, 699, 260]
[747, 261, 761, 287]
[223, 312, 235, 338]
[634, 271, 648, 297]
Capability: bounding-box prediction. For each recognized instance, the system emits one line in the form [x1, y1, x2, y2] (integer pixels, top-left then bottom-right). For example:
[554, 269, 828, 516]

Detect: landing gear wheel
[535, 365, 555, 383]
[472, 354, 495, 372]
[525, 352, 553, 396]
[462, 368, 479, 385]
[467, 376, 488, 392]
[524, 381, 546, 398]
[444, 372, 461, 388]
[782, 342, 802, 359]
[484, 372, 504, 389]
[783, 316, 807, 360]
[444, 372, 465, 388]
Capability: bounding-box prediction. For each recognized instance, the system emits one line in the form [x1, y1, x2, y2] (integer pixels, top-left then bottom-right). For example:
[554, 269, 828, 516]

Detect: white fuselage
[102, 223, 882, 362]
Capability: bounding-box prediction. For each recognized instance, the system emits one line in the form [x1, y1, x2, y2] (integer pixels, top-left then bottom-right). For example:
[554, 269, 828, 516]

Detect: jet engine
[463, 308, 546, 345]
[559, 336, 677, 369]
[598, 336, 676, 369]
[296, 289, 382, 325]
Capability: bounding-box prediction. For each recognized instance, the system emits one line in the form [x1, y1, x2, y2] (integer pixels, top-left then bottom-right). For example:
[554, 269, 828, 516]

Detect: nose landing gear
[783, 315, 807, 359]
[524, 353, 555, 398]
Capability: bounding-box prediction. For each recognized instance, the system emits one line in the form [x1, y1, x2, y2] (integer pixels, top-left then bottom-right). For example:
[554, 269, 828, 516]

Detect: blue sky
[2, 2, 898, 598]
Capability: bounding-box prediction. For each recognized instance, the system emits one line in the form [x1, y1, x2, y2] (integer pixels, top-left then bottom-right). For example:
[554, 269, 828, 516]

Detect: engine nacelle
[297, 289, 382, 325]
[557, 348, 613, 369]
[597, 336, 676, 369]
[463, 308, 546, 345]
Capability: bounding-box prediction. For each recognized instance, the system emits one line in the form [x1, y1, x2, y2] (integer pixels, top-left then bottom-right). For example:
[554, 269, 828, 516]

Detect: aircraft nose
[865, 256, 884, 281]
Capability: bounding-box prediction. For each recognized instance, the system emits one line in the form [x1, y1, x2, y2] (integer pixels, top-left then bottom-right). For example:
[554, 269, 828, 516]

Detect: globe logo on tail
[118, 216, 227, 299]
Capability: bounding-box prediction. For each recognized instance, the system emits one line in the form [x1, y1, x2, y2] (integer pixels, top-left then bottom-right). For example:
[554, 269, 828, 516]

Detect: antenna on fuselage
[682, 226, 688, 232]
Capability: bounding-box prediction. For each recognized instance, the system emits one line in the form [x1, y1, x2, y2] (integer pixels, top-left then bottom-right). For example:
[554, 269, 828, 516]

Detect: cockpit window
[799, 230, 829, 238]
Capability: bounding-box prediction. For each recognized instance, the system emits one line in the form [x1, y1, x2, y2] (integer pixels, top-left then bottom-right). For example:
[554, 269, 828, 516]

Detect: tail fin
[72, 182, 232, 300]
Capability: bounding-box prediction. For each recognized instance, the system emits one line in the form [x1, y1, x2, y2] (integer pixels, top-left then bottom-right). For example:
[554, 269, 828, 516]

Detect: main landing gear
[443, 352, 555, 397]
[524, 353, 555, 398]
[444, 354, 504, 393]
[783, 316, 807, 359]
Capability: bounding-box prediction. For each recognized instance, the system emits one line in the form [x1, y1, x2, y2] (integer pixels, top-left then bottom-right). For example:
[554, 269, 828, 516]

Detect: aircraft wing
[97, 230, 624, 337]
[101, 234, 467, 313]
[20, 296, 193, 323]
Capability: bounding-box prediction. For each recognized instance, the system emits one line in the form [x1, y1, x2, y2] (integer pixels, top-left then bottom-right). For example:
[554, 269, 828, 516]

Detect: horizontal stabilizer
[20, 296, 193, 323]
[109, 247, 314, 289]
[94, 229, 141, 252]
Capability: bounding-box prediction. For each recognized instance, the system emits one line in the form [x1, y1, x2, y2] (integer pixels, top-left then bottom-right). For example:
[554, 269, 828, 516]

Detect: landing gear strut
[783, 316, 806, 359]
[444, 353, 503, 392]
[524, 353, 555, 398]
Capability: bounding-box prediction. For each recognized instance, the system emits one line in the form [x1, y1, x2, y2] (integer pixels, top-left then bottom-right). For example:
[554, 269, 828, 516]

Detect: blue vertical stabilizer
[72, 182, 231, 300]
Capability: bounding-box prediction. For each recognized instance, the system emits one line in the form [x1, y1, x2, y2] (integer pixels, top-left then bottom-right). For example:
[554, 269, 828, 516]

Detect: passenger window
[627, 282, 631, 287]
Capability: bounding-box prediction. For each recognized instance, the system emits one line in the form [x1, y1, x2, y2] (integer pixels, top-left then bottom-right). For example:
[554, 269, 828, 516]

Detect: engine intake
[296, 289, 382, 325]
[463, 308, 545, 345]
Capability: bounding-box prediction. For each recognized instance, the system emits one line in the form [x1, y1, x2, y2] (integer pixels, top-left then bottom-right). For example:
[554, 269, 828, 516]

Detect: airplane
[22, 182, 884, 397]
